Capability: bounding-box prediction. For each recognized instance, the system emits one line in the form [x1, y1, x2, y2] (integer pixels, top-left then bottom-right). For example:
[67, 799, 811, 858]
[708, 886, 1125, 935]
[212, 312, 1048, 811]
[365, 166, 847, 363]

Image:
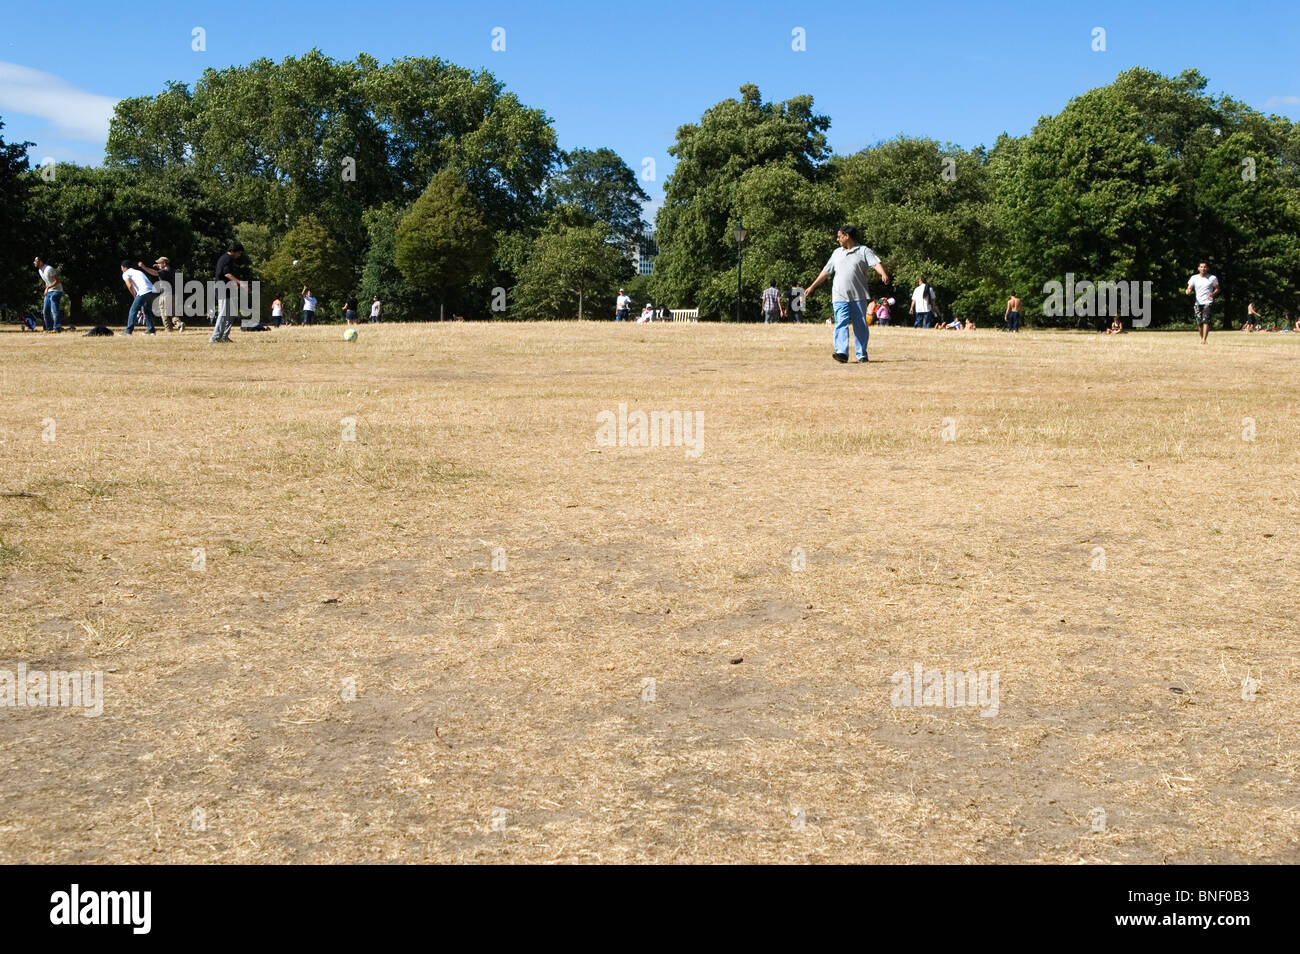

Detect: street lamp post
[733, 219, 748, 323]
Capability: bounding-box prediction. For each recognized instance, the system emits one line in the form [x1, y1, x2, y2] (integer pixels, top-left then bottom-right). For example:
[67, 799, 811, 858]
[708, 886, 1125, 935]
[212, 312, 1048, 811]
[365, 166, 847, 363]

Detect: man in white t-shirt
[33, 256, 64, 332]
[120, 259, 158, 334]
[910, 278, 935, 328]
[301, 287, 317, 325]
[615, 289, 631, 322]
[803, 225, 889, 363]
[1185, 262, 1220, 344]
[370, 296, 381, 323]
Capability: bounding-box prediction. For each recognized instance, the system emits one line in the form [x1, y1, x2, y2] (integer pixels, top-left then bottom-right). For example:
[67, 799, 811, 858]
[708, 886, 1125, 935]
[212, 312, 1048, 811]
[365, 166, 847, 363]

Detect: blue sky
[2, 0, 1298, 214]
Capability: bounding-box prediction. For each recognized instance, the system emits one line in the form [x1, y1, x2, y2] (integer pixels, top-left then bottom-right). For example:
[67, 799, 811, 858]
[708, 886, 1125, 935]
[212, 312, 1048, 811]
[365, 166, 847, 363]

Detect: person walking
[301, 287, 317, 325]
[343, 293, 358, 325]
[802, 226, 889, 363]
[910, 277, 935, 328]
[1004, 293, 1022, 333]
[370, 296, 381, 323]
[120, 260, 159, 334]
[210, 241, 245, 343]
[137, 256, 183, 331]
[762, 280, 782, 324]
[615, 288, 631, 322]
[32, 256, 64, 332]
[1185, 262, 1219, 344]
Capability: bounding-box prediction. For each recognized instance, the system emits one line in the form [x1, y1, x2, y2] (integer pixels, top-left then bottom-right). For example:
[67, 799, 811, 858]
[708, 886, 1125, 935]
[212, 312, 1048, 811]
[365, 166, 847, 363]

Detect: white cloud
[1264, 95, 1300, 110]
[0, 62, 118, 142]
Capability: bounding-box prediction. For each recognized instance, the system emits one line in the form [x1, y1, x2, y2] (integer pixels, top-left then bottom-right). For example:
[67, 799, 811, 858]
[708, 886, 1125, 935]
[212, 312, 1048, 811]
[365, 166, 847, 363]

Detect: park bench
[668, 308, 699, 323]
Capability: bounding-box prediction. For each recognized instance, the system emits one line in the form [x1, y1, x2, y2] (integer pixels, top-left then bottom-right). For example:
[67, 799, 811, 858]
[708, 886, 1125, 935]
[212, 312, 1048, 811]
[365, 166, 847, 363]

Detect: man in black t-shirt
[210, 241, 245, 343]
[344, 294, 358, 324]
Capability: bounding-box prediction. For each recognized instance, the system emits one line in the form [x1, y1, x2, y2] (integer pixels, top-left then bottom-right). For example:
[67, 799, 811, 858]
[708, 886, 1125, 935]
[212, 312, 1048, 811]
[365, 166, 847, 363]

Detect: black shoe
[856, 355, 869, 362]
[832, 352, 848, 363]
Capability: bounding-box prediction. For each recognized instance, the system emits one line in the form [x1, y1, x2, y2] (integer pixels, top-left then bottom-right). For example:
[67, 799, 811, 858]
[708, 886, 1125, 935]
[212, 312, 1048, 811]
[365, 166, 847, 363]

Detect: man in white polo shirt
[803, 225, 889, 363]
[1184, 262, 1220, 344]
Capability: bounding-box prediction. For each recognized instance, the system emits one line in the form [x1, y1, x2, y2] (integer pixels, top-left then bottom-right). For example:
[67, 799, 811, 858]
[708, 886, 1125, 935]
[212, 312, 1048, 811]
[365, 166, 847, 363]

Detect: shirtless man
[1004, 293, 1022, 332]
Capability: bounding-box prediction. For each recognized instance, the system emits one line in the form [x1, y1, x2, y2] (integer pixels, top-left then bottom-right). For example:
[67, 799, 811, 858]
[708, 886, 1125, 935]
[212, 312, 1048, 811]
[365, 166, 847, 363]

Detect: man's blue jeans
[125, 292, 158, 334]
[832, 300, 869, 359]
[43, 290, 63, 331]
[914, 310, 932, 328]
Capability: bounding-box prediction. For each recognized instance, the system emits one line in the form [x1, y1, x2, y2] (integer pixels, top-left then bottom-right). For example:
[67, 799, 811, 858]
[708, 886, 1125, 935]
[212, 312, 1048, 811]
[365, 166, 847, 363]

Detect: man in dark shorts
[344, 293, 358, 324]
[1185, 262, 1219, 344]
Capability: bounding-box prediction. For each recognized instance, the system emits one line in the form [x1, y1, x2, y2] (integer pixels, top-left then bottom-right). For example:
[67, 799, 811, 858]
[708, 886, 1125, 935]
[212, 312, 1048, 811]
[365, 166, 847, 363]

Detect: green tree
[726, 162, 843, 322]
[395, 170, 494, 318]
[0, 118, 33, 311]
[264, 214, 353, 314]
[992, 87, 1182, 326]
[654, 85, 832, 319]
[835, 139, 1004, 320]
[106, 51, 559, 274]
[1188, 131, 1300, 320]
[512, 222, 624, 319]
[547, 148, 649, 244]
[24, 165, 194, 323]
[359, 202, 422, 320]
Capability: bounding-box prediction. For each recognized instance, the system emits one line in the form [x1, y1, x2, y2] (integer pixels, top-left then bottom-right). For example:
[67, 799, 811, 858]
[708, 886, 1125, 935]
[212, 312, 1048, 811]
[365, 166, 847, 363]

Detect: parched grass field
[1, 320, 1297, 864]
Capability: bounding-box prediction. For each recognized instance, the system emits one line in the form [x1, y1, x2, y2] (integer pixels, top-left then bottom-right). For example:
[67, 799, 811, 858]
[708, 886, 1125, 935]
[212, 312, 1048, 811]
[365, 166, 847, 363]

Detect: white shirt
[123, 268, 155, 296]
[616, 294, 631, 311]
[370, 301, 381, 317]
[303, 295, 317, 311]
[38, 264, 62, 293]
[822, 244, 882, 302]
[912, 284, 933, 312]
[271, 301, 283, 316]
[1188, 274, 1219, 305]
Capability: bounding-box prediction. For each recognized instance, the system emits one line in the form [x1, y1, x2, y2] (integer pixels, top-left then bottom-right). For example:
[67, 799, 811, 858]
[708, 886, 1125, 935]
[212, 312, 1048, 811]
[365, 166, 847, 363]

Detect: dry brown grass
[0, 321, 1297, 863]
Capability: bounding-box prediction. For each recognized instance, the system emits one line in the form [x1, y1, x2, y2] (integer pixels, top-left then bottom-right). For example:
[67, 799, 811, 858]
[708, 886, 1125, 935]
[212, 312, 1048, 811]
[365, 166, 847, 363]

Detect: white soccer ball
[343, 328, 358, 342]
[293, 259, 300, 266]
[887, 297, 896, 305]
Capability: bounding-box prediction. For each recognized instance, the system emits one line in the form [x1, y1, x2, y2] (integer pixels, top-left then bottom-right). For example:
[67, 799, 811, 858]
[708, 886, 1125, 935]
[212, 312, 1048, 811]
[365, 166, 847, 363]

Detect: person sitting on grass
[943, 315, 962, 330]
[963, 318, 975, 331]
[1107, 317, 1123, 334]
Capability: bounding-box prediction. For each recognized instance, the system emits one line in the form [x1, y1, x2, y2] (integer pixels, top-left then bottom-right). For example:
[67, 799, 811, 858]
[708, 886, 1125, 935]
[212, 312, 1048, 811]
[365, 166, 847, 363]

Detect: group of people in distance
[18, 231, 1276, 351]
[24, 240, 383, 340]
